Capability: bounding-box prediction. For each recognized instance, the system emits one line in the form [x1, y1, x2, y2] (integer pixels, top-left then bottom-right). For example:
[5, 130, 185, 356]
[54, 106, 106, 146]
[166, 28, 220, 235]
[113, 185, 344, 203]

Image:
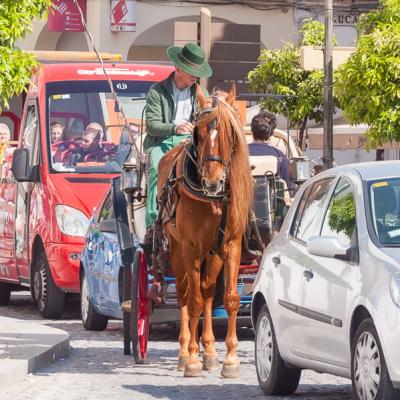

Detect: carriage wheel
[130, 248, 150, 364]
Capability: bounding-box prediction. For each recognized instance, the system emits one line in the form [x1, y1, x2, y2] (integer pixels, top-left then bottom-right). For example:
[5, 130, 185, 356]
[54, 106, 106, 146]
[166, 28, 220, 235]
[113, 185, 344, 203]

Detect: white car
[251, 161, 400, 400]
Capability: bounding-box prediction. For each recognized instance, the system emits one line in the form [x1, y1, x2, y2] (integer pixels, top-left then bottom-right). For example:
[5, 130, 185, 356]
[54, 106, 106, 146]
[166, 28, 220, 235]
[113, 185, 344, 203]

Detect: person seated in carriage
[142, 42, 212, 302]
[248, 111, 293, 191]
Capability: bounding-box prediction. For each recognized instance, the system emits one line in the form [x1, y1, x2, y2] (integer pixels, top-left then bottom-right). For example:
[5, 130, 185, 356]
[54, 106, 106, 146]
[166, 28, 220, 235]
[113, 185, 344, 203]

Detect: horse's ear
[196, 83, 208, 108]
[226, 83, 236, 106]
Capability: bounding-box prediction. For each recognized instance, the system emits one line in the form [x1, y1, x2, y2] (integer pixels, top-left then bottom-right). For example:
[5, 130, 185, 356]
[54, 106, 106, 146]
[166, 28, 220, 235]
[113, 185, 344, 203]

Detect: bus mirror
[11, 148, 38, 182]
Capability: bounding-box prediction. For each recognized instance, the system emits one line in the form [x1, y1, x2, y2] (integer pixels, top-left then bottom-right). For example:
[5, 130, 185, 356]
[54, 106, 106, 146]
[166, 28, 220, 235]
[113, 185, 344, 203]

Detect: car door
[96, 193, 121, 310]
[270, 177, 334, 358]
[84, 194, 110, 306]
[300, 176, 360, 367]
[14, 102, 40, 281]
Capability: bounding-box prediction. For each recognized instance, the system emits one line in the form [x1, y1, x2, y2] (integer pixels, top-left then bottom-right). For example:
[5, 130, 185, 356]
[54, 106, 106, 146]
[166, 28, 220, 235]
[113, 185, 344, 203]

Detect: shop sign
[111, 0, 136, 32]
[48, 0, 86, 32]
[333, 11, 360, 26]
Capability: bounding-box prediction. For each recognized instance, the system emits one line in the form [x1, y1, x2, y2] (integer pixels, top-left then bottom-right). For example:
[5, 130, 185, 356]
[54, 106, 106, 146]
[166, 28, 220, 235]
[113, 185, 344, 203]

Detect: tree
[247, 19, 337, 149]
[0, 0, 51, 109]
[336, 0, 400, 147]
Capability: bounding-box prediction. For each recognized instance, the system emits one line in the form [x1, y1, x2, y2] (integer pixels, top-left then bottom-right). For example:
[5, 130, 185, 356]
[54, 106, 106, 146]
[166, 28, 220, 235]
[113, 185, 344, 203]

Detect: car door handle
[303, 269, 314, 280]
[272, 256, 281, 267]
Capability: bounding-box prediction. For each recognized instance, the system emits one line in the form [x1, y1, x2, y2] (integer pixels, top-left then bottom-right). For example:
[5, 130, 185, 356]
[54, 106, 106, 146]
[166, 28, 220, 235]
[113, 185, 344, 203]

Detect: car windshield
[47, 80, 152, 173]
[368, 177, 400, 246]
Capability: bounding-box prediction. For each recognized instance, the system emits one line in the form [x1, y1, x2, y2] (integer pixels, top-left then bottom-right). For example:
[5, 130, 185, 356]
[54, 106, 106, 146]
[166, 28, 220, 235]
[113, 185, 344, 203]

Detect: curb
[0, 316, 69, 386]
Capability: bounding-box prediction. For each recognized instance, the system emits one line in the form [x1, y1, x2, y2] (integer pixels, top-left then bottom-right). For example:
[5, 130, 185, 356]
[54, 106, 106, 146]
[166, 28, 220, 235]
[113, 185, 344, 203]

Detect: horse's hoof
[203, 355, 219, 371]
[184, 361, 203, 377]
[221, 362, 240, 378]
[177, 356, 189, 371]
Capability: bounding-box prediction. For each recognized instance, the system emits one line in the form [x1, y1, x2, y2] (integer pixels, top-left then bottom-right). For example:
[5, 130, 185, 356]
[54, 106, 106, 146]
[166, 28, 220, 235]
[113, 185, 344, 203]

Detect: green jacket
[143, 72, 208, 153]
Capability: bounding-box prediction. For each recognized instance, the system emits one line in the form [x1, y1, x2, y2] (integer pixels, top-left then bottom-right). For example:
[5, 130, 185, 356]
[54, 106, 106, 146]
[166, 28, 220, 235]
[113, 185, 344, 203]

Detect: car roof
[317, 160, 400, 181]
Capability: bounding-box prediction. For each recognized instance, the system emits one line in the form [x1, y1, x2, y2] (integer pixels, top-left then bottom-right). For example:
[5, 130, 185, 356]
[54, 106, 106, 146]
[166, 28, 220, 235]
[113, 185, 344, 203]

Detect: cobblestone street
[0, 293, 352, 400]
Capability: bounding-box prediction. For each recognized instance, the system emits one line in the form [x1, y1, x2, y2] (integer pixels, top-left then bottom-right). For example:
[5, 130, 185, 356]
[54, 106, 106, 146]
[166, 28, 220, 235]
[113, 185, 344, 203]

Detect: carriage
[113, 92, 311, 366]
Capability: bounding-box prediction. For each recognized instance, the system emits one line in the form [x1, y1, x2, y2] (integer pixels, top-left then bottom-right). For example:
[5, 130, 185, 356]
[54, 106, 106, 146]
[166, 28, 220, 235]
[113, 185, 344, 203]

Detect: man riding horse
[143, 43, 211, 300]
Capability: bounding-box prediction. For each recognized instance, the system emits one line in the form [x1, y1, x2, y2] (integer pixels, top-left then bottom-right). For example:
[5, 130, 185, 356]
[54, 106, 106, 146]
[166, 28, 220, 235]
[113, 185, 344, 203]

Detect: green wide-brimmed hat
[167, 42, 212, 78]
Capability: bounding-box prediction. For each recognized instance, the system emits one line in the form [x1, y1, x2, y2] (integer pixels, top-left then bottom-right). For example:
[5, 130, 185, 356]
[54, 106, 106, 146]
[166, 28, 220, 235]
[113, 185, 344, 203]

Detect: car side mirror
[99, 218, 117, 234]
[307, 236, 352, 261]
[11, 148, 39, 182]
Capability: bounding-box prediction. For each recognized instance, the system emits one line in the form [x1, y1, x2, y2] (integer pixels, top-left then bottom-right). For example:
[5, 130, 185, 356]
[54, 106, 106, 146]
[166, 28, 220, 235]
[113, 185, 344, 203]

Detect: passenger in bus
[81, 122, 104, 154]
[248, 111, 293, 191]
[60, 122, 110, 165]
[50, 121, 66, 143]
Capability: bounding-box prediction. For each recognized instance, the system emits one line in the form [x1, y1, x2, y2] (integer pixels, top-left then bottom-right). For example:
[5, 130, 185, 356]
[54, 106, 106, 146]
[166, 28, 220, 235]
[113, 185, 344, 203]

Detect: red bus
[0, 52, 173, 318]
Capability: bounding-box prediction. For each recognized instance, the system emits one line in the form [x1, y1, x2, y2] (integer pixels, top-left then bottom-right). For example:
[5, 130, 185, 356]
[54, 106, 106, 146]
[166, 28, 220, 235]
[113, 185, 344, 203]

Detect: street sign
[48, 0, 86, 32]
[111, 0, 136, 32]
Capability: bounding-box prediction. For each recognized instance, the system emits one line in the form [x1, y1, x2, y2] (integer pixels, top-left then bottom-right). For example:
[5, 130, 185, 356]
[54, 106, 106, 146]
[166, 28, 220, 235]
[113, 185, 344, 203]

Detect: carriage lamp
[289, 157, 311, 183]
[120, 162, 139, 194]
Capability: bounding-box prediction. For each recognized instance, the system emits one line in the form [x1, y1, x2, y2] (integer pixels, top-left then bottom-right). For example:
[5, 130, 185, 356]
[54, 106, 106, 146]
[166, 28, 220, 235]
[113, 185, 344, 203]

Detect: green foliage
[328, 193, 356, 239]
[0, 0, 51, 109]
[336, 0, 400, 147]
[247, 19, 337, 141]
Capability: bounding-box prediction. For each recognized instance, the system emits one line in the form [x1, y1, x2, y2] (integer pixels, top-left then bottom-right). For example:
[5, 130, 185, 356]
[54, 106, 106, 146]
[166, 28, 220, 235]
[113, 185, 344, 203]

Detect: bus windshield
[47, 80, 152, 173]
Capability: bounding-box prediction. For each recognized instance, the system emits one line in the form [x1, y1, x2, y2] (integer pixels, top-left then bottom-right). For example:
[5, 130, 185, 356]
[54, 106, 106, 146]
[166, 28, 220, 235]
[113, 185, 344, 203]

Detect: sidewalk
[0, 316, 69, 386]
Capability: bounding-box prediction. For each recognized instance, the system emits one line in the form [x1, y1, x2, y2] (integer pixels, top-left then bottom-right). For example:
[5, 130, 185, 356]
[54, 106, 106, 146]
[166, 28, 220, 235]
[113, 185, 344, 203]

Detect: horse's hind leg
[221, 238, 241, 378]
[201, 252, 223, 370]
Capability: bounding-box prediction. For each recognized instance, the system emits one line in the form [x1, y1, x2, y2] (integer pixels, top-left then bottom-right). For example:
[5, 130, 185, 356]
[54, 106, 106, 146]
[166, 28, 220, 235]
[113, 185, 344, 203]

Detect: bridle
[190, 97, 230, 195]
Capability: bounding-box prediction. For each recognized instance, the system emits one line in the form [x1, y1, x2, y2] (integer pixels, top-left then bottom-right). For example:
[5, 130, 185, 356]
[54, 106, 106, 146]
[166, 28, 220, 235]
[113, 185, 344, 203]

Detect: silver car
[251, 161, 400, 400]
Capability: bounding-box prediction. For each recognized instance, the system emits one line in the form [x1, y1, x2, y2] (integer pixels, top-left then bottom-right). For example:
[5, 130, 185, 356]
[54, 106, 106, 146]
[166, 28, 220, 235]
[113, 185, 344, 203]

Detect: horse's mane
[201, 91, 253, 239]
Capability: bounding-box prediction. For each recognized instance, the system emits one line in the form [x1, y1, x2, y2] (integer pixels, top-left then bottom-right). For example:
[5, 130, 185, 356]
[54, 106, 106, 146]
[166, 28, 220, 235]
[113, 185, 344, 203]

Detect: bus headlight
[55, 205, 89, 237]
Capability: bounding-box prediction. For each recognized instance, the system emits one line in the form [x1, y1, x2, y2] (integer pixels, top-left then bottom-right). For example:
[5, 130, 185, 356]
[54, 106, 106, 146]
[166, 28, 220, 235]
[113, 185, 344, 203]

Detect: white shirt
[172, 80, 193, 126]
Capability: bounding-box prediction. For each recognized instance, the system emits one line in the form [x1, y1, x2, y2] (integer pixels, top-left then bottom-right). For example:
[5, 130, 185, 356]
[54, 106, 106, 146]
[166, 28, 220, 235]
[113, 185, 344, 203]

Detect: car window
[98, 193, 114, 223]
[291, 178, 335, 242]
[321, 178, 357, 249]
[368, 178, 400, 246]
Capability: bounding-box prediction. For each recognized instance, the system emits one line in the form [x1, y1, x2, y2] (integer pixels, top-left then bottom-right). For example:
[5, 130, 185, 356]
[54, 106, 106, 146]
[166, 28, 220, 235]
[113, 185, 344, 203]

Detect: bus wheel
[33, 250, 65, 319]
[0, 282, 11, 306]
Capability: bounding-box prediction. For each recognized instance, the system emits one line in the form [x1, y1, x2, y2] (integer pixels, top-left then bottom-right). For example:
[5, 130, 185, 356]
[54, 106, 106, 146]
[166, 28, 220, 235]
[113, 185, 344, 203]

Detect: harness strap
[215, 196, 229, 252]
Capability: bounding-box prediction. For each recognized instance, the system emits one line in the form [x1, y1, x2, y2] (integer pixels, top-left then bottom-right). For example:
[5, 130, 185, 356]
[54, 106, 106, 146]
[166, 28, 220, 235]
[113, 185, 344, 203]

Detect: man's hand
[175, 121, 194, 134]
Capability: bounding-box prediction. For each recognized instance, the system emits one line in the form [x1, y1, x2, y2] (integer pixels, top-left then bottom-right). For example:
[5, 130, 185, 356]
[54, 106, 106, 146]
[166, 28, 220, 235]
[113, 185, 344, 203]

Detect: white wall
[17, 0, 294, 59]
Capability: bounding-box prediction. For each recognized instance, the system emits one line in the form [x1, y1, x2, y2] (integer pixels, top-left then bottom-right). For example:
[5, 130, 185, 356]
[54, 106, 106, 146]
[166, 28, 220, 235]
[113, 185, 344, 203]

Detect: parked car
[0, 51, 173, 318]
[251, 160, 400, 399]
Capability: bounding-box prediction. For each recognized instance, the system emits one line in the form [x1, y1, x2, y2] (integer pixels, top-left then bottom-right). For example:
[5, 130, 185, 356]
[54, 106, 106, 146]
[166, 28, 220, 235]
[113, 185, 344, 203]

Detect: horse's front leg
[182, 247, 203, 377]
[201, 252, 223, 370]
[221, 238, 241, 378]
[168, 233, 190, 370]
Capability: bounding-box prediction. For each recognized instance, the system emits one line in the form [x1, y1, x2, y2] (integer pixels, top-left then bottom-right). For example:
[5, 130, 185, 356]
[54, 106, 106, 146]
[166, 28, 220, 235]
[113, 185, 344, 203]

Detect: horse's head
[193, 84, 238, 196]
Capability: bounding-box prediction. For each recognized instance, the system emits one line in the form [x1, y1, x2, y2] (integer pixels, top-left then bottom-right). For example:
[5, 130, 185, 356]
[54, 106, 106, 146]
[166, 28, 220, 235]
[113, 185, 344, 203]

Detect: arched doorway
[35, 23, 89, 51]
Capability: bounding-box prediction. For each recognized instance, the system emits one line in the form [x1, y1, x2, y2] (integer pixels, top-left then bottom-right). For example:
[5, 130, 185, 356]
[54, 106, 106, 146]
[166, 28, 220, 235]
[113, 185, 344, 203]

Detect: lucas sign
[111, 0, 136, 32]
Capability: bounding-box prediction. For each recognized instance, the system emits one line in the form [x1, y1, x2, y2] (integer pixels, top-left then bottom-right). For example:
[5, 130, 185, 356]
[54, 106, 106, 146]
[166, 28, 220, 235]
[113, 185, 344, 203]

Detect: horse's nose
[202, 178, 223, 195]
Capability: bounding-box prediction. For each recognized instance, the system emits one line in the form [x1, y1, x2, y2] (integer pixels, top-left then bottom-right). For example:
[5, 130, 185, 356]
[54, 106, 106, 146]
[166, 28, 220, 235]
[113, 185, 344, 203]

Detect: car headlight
[389, 272, 400, 308]
[55, 205, 90, 237]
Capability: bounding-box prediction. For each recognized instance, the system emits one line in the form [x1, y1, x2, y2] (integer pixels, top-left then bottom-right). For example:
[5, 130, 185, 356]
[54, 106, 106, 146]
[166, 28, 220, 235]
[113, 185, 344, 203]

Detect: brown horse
[157, 84, 253, 378]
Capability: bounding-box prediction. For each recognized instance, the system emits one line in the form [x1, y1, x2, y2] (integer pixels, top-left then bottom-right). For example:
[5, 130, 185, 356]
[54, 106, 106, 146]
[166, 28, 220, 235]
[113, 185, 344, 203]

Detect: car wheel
[33, 250, 65, 319]
[352, 319, 400, 400]
[255, 304, 301, 396]
[0, 282, 11, 306]
[80, 271, 108, 331]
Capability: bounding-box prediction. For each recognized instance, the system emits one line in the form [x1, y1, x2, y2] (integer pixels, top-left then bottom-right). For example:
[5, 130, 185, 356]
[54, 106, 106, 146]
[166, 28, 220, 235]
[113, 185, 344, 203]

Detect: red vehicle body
[0, 58, 173, 318]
